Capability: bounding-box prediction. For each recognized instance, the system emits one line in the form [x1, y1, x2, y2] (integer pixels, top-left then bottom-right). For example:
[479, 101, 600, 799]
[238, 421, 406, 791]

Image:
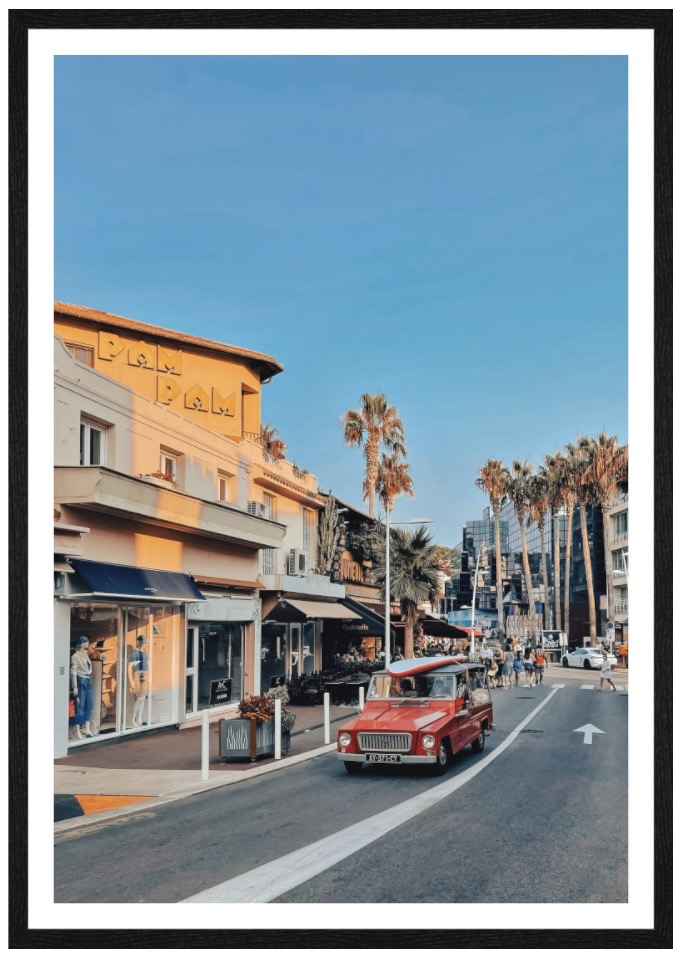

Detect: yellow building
[53, 302, 345, 758]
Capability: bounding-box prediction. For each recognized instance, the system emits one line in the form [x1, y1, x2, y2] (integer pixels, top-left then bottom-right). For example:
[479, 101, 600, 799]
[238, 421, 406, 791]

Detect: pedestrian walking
[598, 651, 617, 691]
[523, 650, 534, 687]
[533, 646, 547, 685]
[494, 644, 505, 687]
[501, 644, 514, 689]
[512, 649, 525, 687]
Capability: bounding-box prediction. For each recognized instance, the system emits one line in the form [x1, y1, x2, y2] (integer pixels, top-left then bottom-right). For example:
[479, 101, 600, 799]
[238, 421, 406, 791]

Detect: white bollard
[274, 697, 282, 760]
[324, 691, 331, 745]
[359, 686, 365, 710]
[201, 709, 210, 781]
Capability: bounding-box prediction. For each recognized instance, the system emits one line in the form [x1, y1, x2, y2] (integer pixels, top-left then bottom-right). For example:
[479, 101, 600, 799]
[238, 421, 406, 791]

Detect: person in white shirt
[598, 651, 617, 691]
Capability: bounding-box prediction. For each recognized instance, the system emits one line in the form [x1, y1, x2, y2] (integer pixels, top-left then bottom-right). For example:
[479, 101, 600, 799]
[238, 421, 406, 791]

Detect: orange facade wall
[55, 313, 265, 440]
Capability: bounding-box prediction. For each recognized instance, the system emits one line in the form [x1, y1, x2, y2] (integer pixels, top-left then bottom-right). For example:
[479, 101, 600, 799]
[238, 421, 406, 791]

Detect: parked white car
[561, 647, 618, 670]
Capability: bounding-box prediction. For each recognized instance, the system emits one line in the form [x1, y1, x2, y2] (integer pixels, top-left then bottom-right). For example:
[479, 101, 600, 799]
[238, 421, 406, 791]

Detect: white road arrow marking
[574, 723, 605, 745]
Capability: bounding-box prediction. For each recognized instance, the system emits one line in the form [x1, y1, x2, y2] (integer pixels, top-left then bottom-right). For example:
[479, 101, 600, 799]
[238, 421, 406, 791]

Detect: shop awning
[339, 598, 388, 634]
[285, 599, 361, 620]
[68, 559, 206, 603]
[191, 575, 262, 591]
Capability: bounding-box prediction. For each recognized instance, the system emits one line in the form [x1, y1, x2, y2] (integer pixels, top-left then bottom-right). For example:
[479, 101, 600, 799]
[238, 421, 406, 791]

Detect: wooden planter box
[218, 717, 291, 762]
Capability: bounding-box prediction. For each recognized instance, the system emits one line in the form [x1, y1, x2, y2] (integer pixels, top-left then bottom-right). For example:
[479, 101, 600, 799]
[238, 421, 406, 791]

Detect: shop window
[80, 418, 107, 466]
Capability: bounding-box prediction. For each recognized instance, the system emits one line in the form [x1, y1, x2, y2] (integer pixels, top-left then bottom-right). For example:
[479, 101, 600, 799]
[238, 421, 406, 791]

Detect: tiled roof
[54, 301, 285, 380]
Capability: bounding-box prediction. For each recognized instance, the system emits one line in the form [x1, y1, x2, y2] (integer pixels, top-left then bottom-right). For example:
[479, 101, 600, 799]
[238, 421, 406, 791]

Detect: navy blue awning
[68, 559, 206, 603]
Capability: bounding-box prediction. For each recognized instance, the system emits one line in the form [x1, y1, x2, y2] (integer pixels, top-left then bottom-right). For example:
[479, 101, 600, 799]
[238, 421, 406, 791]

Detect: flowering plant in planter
[237, 689, 297, 736]
[237, 694, 274, 723]
[267, 685, 297, 733]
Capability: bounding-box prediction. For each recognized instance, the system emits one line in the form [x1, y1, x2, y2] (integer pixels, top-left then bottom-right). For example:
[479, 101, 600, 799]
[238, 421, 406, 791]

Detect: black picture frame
[8, 6, 672, 949]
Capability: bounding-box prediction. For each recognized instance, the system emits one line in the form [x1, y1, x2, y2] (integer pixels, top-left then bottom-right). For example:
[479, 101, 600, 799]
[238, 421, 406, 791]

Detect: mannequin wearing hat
[128, 634, 149, 727]
[70, 636, 95, 739]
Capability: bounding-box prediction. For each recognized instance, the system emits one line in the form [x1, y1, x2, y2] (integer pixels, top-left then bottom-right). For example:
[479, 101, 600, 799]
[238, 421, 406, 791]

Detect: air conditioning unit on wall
[247, 500, 266, 518]
[288, 548, 308, 576]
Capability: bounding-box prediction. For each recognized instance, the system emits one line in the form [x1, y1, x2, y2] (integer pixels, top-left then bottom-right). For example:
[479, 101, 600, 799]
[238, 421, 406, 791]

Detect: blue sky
[55, 54, 628, 546]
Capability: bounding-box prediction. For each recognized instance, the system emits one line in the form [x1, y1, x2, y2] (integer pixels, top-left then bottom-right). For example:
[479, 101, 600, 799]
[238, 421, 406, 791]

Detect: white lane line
[182, 686, 562, 903]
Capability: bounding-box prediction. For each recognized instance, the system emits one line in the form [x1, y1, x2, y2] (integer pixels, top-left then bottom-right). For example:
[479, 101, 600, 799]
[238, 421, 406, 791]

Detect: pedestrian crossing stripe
[581, 684, 626, 691]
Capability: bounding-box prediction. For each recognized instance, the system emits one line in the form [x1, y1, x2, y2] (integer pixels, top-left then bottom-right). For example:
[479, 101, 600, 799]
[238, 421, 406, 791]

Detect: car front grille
[358, 732, 412, 752]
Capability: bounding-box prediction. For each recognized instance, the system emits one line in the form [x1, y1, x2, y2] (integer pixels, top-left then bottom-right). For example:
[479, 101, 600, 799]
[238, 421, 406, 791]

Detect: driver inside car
[431, 676, 451, 698]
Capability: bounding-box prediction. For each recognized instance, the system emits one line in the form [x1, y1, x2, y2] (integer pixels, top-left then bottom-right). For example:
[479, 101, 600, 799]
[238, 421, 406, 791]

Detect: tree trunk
[579, 503, 597, 643]
[563, 500, 574, 639]
[539, 521, 550, 629]
[602, 504, 613, 624]
[553, 510, 561, 631]
[493, 505, 505, 637]
[404, 616, 415, 659]
[519, 521, 535, 630]
[365, 436, 379, 519]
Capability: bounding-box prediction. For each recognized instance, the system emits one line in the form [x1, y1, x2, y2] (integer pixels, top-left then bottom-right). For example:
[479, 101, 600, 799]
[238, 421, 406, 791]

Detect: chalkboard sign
[209, 678, 233, 706]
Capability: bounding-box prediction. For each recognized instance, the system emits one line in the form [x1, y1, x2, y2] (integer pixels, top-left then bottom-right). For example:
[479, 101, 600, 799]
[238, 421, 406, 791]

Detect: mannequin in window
[70, 636, 95, 739]
[128, 634, 149, 727]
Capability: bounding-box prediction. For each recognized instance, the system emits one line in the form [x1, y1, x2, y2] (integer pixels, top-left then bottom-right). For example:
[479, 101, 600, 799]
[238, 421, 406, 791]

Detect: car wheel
[562, 656, 569, 667]
[430, 739, 451, 775]
[583, 658, 593, 670]
[471, 726, 486, 754]
[343, 761, 363, 775]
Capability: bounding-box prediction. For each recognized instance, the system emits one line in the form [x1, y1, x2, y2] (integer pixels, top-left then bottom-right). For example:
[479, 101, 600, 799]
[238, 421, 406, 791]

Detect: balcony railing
[613, 600, 628, 613]
[612, 530, 628, 542]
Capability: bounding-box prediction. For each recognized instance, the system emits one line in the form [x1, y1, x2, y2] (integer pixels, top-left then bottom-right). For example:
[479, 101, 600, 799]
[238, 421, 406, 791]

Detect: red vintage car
[336, 656, 495, 775]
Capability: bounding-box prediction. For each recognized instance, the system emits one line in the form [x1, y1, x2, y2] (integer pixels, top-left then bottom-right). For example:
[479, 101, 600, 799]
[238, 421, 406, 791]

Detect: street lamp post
[383, 516, 433, 662]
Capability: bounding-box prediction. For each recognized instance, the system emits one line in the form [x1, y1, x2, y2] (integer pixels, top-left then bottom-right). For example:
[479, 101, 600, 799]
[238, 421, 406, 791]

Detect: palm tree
[258, 422, 287, 461]
[476, 459, 510, 639]
[377, 451, 414, 517]
[542, 452, 566, 632]
[527, 473, 551, 630]
[550, 450, 577, 638]
[586, 433, 629, 628]
[567, 437, 597, 644]
[373, 525, 441, 659]
[506, 459, 535, 627]
[340, 393, 407, 518]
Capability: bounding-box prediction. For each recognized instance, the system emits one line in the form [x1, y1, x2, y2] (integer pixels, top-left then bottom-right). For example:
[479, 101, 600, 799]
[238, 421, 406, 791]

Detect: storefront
[321, 598, 389, 667]
[259, 599, 362, 691]
[57, 559, 206, 756]
[184, 586, 262, 716]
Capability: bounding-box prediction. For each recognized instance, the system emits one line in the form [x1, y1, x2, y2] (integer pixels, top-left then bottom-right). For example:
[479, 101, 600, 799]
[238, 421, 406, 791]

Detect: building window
[66, 342, 94, 367]
[303, 508, 315, 551]
[160, 450, 178, 483]
[80, 418, 106, 466]
[263, 493, 275, 521]
[217, 471, 234, 503]
[613, 511, 628, 540]
[261, 548, 274, 575]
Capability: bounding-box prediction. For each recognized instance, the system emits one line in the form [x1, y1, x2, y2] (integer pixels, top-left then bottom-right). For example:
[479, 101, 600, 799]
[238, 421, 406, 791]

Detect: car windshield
[367, 671, 455, 700]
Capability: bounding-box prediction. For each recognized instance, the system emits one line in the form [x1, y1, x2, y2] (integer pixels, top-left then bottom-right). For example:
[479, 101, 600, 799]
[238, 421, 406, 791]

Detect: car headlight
[338, 733, 352, 747]
[422, 734, 436, 749]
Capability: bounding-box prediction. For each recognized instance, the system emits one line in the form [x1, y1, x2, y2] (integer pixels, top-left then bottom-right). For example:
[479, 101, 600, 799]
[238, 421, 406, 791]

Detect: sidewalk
[54, 704, 356, 832]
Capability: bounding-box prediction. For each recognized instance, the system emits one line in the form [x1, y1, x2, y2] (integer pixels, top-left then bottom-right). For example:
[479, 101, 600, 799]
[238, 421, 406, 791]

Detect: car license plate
[369, 753, 401, 763]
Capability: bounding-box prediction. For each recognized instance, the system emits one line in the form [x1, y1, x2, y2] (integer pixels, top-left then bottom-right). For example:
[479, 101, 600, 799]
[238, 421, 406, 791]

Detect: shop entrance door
[185, 625, 199, 716]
